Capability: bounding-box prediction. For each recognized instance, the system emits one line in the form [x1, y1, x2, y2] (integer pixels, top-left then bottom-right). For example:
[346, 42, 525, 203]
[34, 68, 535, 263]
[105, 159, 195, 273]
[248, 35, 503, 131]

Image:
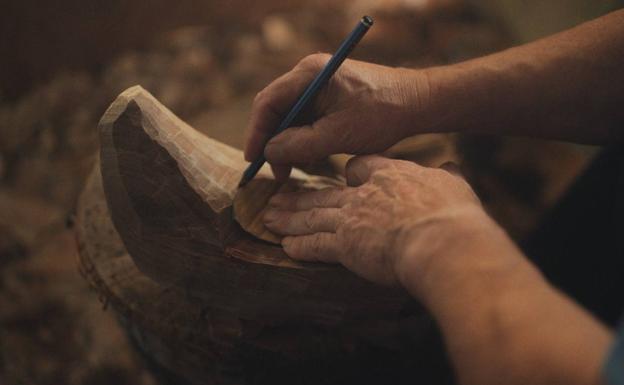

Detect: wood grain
[233, 175, 342, 244]
[76, 162, 442, 384]
[75, 86, 452, 384]
[98, 86, 408, 323]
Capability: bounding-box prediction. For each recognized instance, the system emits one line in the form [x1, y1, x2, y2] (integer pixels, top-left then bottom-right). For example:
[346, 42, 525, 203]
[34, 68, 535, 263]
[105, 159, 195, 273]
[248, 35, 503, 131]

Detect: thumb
[264, 118, 341, 164]
[345, 155, 388, 187]
[439, 161, 463, 178]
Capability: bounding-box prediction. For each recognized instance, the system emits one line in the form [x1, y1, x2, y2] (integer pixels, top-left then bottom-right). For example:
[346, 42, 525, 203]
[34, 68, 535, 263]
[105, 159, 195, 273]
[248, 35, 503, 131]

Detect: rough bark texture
[76, 86, 453, 384]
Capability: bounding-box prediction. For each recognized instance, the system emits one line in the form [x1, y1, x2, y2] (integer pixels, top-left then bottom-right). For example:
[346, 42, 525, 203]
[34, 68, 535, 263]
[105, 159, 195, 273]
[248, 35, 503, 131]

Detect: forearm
[396, 213, 614, 385]
[416, 9, 624, 144]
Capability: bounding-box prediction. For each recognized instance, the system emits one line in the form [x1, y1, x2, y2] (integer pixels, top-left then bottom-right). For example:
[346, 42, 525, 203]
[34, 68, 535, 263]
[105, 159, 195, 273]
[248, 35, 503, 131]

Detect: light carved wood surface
[76, 161, 442, 384]
[76, 85, 451, 384]
[233, 175, 342, 244]
[98, 86, 408, 323]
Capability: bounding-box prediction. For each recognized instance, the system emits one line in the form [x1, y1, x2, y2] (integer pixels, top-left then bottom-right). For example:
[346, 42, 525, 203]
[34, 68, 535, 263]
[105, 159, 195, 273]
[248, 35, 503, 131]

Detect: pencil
[238, 15, 374, 188]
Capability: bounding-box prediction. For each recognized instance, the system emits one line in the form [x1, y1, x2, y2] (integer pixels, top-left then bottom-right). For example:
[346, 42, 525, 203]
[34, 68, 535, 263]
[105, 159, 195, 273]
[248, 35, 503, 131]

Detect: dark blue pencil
[238, 15, 374, 188]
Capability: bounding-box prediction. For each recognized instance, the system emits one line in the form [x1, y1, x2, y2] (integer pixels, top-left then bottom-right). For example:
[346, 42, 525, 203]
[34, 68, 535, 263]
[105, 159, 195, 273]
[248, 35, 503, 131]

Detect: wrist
[397, 210, 614, 385]
[416, 63, 477, 135]
[397, 63, 477, 136]
[413, 57, 517, 136]
[393, 207, 536, 308]
[393, 67, 438, 136]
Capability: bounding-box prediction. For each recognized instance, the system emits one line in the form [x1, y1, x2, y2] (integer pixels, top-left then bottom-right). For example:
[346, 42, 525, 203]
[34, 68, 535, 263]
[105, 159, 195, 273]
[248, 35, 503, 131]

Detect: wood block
[75, 86, 450, 384]
[97, 85, 407, 323]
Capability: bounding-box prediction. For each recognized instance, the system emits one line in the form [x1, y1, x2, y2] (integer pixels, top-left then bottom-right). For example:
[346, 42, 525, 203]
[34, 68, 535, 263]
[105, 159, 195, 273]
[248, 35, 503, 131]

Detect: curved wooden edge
[233, 175, 344, 244]
[75, 165, 432, 384]
[75, 165, 255, 382]
[98, 86, 410, 321]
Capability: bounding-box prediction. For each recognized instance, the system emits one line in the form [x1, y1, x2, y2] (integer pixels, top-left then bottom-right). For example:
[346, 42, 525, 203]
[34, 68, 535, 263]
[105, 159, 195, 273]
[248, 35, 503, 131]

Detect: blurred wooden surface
[97, 85, 408, 321]
[0, 0, 310, 101]
[467, 0, 622, 42]
[76, 149, 443, 385]
[0, 1, 601, 384]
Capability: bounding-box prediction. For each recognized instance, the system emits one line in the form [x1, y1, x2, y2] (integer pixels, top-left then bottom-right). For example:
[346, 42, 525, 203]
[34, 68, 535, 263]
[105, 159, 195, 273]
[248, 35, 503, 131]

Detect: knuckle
[268, 193, 287, 207]
[342, 201, 355, 213]
[288, 240, 303, 258]
[309, 236, 324, 255]
[334, 188, 349, 206]
[253, 88, 268, 104]
[304, 208, 321, 230]
[318, 188, 340, 206]
[298, 53, 330, 70]
[356, 154, 377, 165]
[268, 213, 286, 229]
[367, 156, 391, 170]
[301, 142, 323, 160]
[296, 56, 313, 69]
[253, 99, 273, 119]
[274, 215, 288, 230]
[273, 132, 303, 155]
[370, 168, 394, 184]
[336, 126, 354, 145]
[311, 190, 328, 206]
[256, 94, 272, 111]
[355, 184, 376, 200]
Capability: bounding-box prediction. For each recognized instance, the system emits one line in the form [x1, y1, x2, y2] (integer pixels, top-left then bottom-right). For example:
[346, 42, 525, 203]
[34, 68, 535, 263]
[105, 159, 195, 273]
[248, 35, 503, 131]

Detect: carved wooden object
[233, 176, 342, 244]
[79, 161, 451, 384]
[98, 86, 407, 322]
[75, 86, 450, 384]
[74, 86, 453, 383]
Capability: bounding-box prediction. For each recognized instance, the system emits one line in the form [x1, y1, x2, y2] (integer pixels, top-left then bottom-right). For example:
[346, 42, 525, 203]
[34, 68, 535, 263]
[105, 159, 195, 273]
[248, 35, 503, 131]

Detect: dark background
[1, 1, 622, 384]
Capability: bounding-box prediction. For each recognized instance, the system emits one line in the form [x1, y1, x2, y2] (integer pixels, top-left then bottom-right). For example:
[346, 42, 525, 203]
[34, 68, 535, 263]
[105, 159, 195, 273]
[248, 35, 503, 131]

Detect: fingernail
[263, 209, 279, 223]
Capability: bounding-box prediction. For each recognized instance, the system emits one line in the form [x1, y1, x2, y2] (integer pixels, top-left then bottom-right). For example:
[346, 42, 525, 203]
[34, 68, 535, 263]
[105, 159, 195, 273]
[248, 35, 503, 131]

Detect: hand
[244, 54, 431, 181]
[262, 155, 489, 287]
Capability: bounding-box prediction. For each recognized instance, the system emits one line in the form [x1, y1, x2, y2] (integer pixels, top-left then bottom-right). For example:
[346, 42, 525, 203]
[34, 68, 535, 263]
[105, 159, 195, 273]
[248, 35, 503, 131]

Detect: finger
[264, 117, 343, 164]
[270, 164, 292, 183]
[268, 187, 347, 210]
[244, 68, 318, 161]
[345, 155, 390, 187]
[282, 233, 341, 263]
[264, 208, 340, 235]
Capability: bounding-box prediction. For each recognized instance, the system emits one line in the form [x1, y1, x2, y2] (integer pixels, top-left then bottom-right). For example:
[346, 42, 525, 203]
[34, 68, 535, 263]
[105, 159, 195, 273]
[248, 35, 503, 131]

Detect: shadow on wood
[76, 86, 451, 384]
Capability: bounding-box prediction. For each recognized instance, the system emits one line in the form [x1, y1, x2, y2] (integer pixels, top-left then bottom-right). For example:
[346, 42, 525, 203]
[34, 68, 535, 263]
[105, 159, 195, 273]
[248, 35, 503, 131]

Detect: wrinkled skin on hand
[244, 53, 429, 181]
[263, 155, 484, 286]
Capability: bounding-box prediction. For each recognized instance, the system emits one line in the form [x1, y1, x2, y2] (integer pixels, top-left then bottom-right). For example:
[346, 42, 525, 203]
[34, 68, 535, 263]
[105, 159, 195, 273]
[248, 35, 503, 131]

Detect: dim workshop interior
[1, 1, 623, 384]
